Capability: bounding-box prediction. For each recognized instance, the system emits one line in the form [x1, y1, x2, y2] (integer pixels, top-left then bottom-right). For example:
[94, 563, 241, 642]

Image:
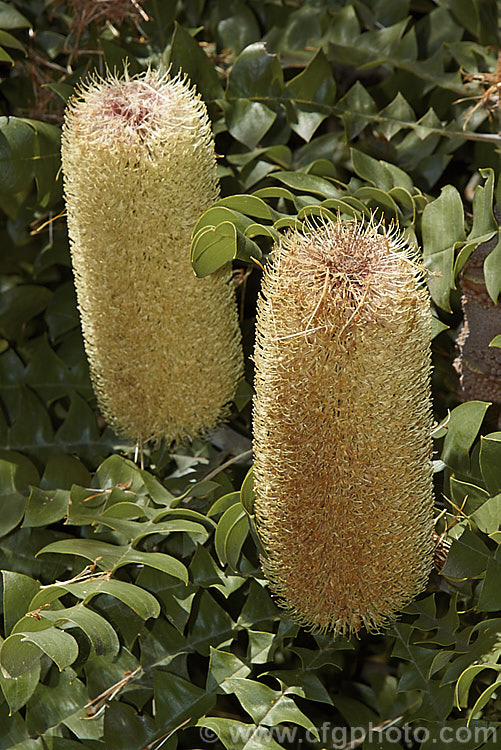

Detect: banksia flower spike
[253, 218, 434, 636]
[61, 69, 242, 444]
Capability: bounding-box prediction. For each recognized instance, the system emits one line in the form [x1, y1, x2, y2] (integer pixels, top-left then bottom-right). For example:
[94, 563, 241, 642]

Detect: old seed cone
[61, 69, 242, 443]
[253, 218, 434, 635]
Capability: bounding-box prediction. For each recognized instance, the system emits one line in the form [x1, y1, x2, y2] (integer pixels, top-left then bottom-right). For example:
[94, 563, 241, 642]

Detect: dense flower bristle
[253, 219, 434, 635]
[61, 69, 243, 443]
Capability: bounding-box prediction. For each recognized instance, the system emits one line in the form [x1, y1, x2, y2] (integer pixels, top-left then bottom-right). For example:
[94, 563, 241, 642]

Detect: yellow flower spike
[61, 69, 243, 444]
[253, 218, 434, 636]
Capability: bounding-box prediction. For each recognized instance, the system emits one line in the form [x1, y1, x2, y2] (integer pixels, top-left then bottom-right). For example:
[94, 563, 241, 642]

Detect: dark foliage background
[1, 0, 501, 748]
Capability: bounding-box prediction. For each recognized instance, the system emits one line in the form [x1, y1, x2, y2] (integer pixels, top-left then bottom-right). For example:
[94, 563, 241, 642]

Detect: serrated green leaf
[191, 222, 262, 277]
[207, 647, 251, 693]
[25, 669, 101, 740]
[238, 581, 279, 629]
[254, 185, 298, 205]
[137, 566, 194, 633]
[478, 546, 501, 611]
[31, 578, 160, 621]
[265, 669, 334, 705]
[93, 454, 144, 492]
[225, 513, 249, 572]
[40, 605, 119, 657]
[0, 117, 34, 194]
[484, 230, 501, 303]
[377, 92, 416, 140]
[218, 194, 282, 221]
[27, 119, 61, 206]
[193, 205, 254, 236]
[431, 314, 449, 338]
[103, 701, 155, 750]
[0, 658, 40, 714]
[422, 185, 465, 311]
[54, 392, 107, 465]
[351, 149, 393, 192]
[468, 168, 497, 240]
[44, 282, 80, 341]
[226, 98, 277, 149]
[177, 478, 220, 500]
[246, 630, 274, 665]
[470, 494, 501, 534]
[216, 2, 260, 56]
[140, 470, 175, 506]
[223, 677, 317, 735]
[2, 571, 40, 636]
[189, 544, 225, 589]
[286, 49, 336, 141]
[36, 539, 188, 583]
[405, 594, 459, 646]
[480, 433, 501, 495]
[16, 628, 78, 672]
[215, 502, 245, 566]
[227, 42, 283, 100]
[153, 670, 216, 732]
[391, 624, 455, 720]
[73, 513, 208, 546]
[327, 692, 379, 728]
[409, 678, 455, 722]
[447, 0, 499, 46]
[450, 477, 489, 515]
[41, 454, 91, 491]
[189, 591, 236, 656]
[354, 186, 398, 220]
[0, 286, 52, 341]
[441, 528, 490, 579]
[0, 450, 39, 538]
[5, 386, 54, 464]
[0, 633, 41, 678]
[271, 171, 341, 199]
[23, 487, 69, 528]
[240, 466, 255, 515]
[389, 184, 415, 213]
[441, 401, 490, 472]
[24, 337, 82, 405]
[337, 81, 377, 139]
[290, 635, 352, 671]
[167, 22, 223, 101]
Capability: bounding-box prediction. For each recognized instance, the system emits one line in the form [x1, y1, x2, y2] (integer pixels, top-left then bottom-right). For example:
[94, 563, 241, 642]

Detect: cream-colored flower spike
[62, 69, 243, 443]
[253, 218, 434, 636]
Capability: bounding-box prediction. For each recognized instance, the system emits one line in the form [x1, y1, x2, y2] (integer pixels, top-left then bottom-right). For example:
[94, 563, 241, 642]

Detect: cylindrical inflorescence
[61, 69, 243, 443]
[253, 218, 434, 635]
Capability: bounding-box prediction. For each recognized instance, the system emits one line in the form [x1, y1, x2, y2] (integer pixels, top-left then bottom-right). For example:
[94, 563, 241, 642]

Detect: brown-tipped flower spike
[253, 218, 434, 635]
[61, 69, 242, 443]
